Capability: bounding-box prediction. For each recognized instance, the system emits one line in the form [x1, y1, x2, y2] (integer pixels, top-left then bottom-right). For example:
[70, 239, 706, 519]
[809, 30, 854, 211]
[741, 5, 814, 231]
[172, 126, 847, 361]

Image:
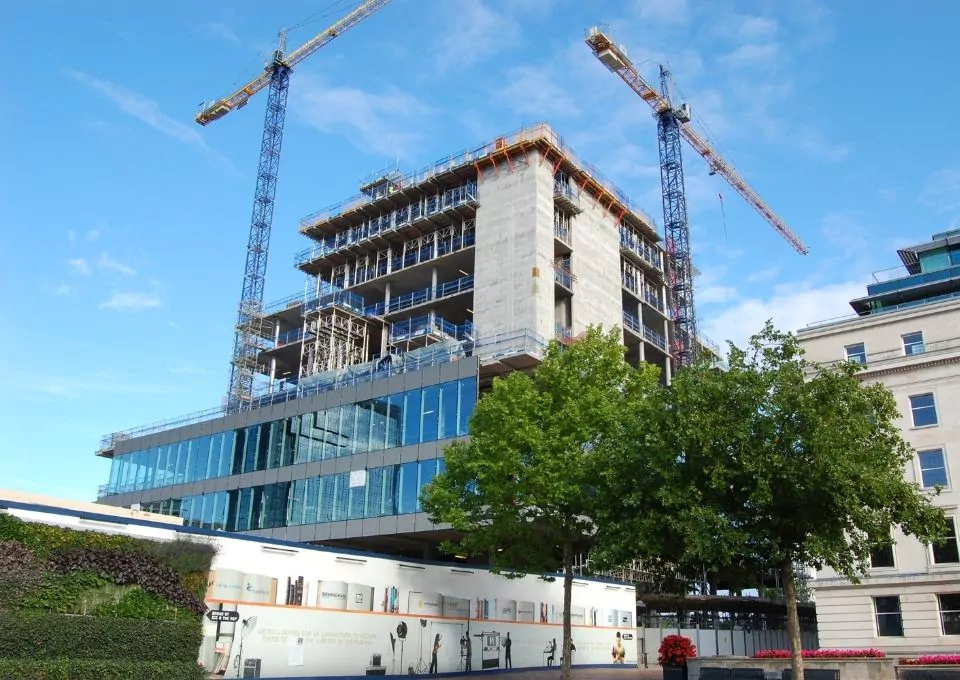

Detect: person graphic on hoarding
[429, 633, 441, 674]
[464, 631, 472, 671]
[611, 632, 625, 664]
[504, 633, 512, 668]
[546, 638, 557, 666]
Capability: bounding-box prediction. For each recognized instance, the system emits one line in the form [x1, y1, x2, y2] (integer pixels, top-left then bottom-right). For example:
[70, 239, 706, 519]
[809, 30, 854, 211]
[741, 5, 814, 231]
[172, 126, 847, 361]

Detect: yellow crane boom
[196, 0, 393, 127]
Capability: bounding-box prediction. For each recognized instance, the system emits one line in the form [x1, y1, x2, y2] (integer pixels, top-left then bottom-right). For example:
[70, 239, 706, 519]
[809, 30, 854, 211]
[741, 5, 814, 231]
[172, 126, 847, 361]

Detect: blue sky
[2, 0, 959, 501]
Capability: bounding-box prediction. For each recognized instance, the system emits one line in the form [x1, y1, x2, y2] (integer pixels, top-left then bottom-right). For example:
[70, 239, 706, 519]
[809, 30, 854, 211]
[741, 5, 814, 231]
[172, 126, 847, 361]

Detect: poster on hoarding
[197, 536, 637, 678]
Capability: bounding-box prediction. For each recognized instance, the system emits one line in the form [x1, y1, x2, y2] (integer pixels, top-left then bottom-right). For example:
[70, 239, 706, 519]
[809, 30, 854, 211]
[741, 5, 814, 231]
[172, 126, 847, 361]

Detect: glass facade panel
[398, 461, 419, 515]
[104, 378, 477, 496]
[402, 390, 421, 446]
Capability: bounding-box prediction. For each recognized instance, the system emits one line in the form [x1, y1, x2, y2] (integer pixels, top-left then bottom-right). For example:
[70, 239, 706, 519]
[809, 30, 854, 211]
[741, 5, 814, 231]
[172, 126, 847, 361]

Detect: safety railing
[298, 123, 657, 235]
[276, 328, 304, 347]
[298, 180, 478, 248]
[623, 311, 668, 352]
[643, 287, 665, 313]
[389, 315, 474, 344]
[555, 268, 573, 289]
[97, 328, 549, 455]
[336, 226, 476, 290]
[554, 178, 581, 210]
[554, 210, 571, 243]
[387, 288, 431, 314]
[620, 227, 662, 272]
[867, 264, 960, 296]
[303, 289, 367, 316]
[804, 290, 960, 330]
[555, 323, 574, 342]
[436, 274, 474, 299]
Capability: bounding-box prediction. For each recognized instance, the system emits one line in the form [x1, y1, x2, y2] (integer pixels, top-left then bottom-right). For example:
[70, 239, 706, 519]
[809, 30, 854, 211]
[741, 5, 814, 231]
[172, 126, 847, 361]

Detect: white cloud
[701, 280, 866, 350]
[97, 253, 136, 276]
[435, 0, 521, 69]
[66, 70, 239, 175]
[496, 65, 581, 119]
[920, 169, 960, 214]
[635, 0, 689, 24]
[720, 43, 781, 69]
[737, 16, 778, 41]
[203, 21, 240, 45]
[54, 284, 75, 297]
[294, 76, 433, 158]
[747, 266, 781, 283]
[697, 285, 738, 305]
[100, 291, 162, 311]
[68, 258, 91, 275]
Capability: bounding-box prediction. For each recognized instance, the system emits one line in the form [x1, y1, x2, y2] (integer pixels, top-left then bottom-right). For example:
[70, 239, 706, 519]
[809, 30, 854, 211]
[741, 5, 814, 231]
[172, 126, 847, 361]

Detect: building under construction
[96, 124, 717, 552]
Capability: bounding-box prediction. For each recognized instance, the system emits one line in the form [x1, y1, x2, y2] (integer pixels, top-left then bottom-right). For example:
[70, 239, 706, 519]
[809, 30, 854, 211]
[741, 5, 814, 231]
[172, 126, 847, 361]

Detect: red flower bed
[753, 649, 886, 659]
[659, 635, 697, 666]
[901, 656, 960, 665]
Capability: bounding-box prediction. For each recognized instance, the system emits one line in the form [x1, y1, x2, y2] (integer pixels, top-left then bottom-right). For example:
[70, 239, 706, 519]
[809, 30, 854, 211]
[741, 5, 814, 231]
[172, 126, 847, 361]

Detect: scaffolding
[299, 303, 370, 380]
[228, 303, 276, 408]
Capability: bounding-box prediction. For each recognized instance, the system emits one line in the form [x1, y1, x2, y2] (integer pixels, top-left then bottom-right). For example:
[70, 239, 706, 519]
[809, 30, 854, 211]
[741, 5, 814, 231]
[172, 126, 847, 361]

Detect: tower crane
[196, 0, 393, 411]
[585, 28, 808, 372]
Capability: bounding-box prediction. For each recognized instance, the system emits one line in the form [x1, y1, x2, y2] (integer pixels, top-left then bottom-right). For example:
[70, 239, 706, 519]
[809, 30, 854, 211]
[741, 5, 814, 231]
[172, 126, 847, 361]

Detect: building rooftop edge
[797, 295, 960, 336]
[298, 122, 659, 237]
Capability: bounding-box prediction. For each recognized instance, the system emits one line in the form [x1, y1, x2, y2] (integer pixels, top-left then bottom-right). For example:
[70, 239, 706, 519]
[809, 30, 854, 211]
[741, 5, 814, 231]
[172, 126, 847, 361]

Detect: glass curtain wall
[108, 377, 476, 496]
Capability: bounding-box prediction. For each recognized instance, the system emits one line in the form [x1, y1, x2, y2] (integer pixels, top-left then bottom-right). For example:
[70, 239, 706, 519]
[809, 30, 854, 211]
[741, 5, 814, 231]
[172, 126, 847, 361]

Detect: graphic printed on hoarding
[199, 537, 636, 678]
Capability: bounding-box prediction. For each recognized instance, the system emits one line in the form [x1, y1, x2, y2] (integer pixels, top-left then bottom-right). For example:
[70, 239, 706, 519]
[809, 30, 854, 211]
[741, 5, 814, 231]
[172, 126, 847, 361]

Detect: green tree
[593, 322, 946, 680]
[421, 326, 660, 680]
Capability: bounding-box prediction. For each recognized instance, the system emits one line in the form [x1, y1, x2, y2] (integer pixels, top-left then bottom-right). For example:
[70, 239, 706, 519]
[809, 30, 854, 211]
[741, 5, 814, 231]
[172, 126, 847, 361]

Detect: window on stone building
[869, 544, 895, 569]
[938, 594, 960, 635]
[933, 517, 960, 565]
[902, 331, 925, 356]
[910, 393, 939, 427]
[918, 449, 949, 489]
[874, 596, 904, 636]
[844, 342, 867, 364]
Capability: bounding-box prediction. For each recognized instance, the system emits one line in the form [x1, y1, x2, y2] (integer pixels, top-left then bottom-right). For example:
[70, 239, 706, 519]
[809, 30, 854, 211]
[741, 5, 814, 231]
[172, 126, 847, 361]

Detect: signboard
[206, 609, 240, 623]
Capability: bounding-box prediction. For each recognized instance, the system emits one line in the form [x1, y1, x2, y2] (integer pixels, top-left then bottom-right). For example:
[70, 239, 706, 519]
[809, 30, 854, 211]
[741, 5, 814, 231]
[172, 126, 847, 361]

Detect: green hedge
[0, 660, 205, 680]
[0, 612, 202, 663]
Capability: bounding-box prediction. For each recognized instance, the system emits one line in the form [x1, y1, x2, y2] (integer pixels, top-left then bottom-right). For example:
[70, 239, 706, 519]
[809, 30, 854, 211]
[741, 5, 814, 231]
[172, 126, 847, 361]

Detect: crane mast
[195, 0, 393, 411]
[584, 27, 807, 372]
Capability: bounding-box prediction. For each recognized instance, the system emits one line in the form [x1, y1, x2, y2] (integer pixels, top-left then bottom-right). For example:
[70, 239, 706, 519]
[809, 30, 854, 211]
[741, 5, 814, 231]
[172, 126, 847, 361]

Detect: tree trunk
[781, 562, 804, 680]
[562, 539, 574, 680]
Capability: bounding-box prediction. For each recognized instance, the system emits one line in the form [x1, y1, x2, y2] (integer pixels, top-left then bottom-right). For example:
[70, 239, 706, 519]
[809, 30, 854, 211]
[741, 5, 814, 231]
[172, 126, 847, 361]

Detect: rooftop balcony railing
[97, 328, 547, 454]
[866, 264, 960, 296]
[296, 181, 478, 263]
[555, 268, 573, 289]
[620, 229, 662, 272]
[389, 315, 474, 344]
[804, 289, 960, 330]
[298, 123, 658, 236]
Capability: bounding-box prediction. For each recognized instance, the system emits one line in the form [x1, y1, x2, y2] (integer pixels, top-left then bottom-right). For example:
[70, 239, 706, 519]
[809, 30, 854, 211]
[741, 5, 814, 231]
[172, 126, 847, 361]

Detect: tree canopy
[421, 326, 661, 680]
[592, 322, 947, 680]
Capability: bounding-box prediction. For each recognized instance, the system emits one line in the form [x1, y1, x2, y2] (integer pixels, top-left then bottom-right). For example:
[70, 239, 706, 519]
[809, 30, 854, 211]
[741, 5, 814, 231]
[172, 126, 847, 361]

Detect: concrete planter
[896, 665, 960, 680]
[688, 656, 897, 680]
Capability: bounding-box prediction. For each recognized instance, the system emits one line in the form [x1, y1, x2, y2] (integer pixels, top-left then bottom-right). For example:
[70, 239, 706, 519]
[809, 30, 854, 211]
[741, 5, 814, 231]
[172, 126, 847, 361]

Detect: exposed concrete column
[431, 267, 438, 299]
[386, 247, 393, 274]
[382, 283, 392, 356]
[269, 357, 277, 391]
[638, 336, 646, 363]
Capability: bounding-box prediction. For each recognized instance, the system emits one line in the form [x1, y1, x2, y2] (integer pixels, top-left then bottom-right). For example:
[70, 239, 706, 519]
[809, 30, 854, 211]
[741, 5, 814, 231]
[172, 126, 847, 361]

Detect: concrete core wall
[571, 190, 626, 336]
[473, 151, 554, 340]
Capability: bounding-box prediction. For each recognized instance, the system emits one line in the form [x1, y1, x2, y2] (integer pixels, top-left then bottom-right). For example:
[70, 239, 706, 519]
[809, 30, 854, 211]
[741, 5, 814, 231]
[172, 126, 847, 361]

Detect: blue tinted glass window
[340, 404, 358, 456]
[174, 442, 189, 485]
[398, 461, 419, 514]
[421, 385, 440, 442]
[402, 390, 421, 446]
[951, 249, 960, 266]
[356, 402, 374, 455]
[120, 454, 133, 492]
[184, 441, 197, 484]
[367, 467, 385, 517]
[243, 426, 258, 473]
[282, 417, 297, 467]
[417, 459, 439, 512]
[249, 486, 264, 530]
[287, 479, 305, 526]
[369, 398, 389, 452]
[386, 395, 402, 448]
[910, 393, 938, 427]
[236, 487, 253, 531]
[331, 473, 349, 521]
[348, 474, 366, 520]
[130, 451, 143, 491]
[437, 458, 446, 475]
[218, 432, 234, 478]
[144, 448, 159, 489]
[384, 465, 398, 515]
[318, 474, 337, 523]
[225, 490, 240, 531]
[201, 494, 215, 529]
[163, 445, 177, 487]
[212, 491, 228, 531]
[440, 381, 459, 439]
[191, 437, 211, 483]
[458, 376, 477, 435]
[304, 477, 321, 524]
[208, 434, 223, 479]
[262, 482, 289, 530]
[231, 429, 246, 475]
[324, 407, 346, 459]
[108, 458, 120, 493]
[255, 424, 270, 471]
[179, 496, 193, 524]
[267, 421, 284, 469]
